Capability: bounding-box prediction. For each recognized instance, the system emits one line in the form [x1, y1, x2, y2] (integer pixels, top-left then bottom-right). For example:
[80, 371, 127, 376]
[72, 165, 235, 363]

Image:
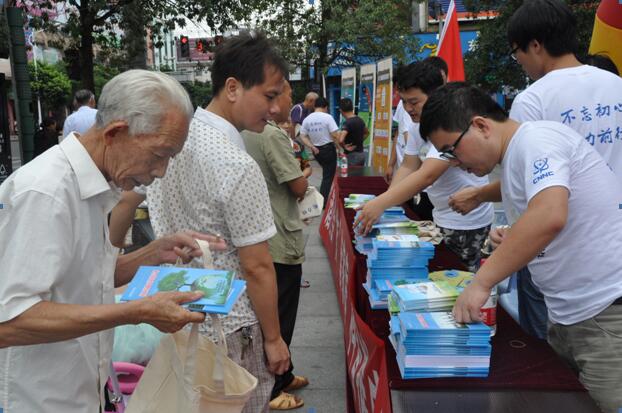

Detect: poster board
[371, 58, 392, 173]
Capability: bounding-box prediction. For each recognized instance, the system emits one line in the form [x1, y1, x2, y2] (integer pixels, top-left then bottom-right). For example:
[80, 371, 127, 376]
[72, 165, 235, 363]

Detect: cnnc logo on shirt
[532, 157, 554, 184]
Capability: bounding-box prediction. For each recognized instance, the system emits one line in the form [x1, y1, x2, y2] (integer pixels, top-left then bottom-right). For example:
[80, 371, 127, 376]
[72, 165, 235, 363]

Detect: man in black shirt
[338, 98, 368, 166]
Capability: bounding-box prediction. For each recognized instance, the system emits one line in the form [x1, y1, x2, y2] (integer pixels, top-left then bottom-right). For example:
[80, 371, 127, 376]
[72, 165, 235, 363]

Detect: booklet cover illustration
[121, 266, 245, 314]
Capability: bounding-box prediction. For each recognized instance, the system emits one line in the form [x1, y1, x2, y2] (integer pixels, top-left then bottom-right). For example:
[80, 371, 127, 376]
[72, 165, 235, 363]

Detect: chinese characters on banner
[320, 179, 391, 413]
[371, 58, 393, 173]
[358, 64, 376, 159]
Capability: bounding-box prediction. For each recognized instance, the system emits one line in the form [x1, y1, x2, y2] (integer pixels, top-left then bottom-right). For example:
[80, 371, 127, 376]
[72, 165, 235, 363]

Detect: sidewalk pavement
[284, 162, 347, 412]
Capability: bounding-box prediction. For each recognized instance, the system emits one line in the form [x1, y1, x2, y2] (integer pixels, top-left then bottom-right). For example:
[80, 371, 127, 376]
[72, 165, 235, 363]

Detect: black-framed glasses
[439, 122, 471, 161]
[509, 46, 520, 61]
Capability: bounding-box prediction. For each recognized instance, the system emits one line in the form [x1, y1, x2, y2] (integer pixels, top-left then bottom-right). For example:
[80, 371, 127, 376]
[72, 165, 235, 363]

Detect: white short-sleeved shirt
[423, 146, 493, 230]
[147, 108, 276, 339]
[393, 102, 416, 167]
[501, 121, 622, 324]
[509, 65, 622, 183]
[403, 122, 426, 158]
[62, 106, 98, 138]
[0, 133, 120, 412]
[300, 112, 339, 146]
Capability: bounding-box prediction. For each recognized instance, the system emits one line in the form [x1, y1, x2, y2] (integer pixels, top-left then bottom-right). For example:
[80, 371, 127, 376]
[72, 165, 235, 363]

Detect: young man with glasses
[448, 0, 622, 340]
[354, 62, 493, 271]
[421, 82, 622, 413]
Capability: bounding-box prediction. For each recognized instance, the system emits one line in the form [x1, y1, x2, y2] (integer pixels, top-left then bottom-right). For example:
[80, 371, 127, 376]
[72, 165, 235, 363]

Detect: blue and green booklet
[121, 266, 246, 314]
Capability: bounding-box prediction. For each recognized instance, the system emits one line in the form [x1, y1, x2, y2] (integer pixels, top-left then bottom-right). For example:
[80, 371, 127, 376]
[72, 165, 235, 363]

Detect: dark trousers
[517, 266, 548, 339]
[271, 262, 303, 399]
[314, 143, 337, 208]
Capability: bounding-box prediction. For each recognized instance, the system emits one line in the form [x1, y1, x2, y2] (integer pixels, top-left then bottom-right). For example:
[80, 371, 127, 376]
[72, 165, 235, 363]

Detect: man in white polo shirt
[0, 70, 225, 413]
[299, 96, 341, 206]
[62, 89, 98, 139]
[421, 83, 622, 413]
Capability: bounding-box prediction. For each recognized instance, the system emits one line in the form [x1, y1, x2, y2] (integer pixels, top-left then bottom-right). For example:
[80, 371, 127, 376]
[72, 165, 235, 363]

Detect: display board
[359, 63, 376, 159]
[371, 58, 392, 173]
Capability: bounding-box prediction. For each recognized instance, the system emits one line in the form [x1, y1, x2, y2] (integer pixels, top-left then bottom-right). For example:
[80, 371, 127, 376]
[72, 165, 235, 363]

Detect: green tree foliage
[26, 0, 264, 91]
[181, 81, 213, 109]
[27, 61, 72, 111]
[0, 11, 9, 59]
[254, 0, 419, 84]
[463, 0, 598, 92]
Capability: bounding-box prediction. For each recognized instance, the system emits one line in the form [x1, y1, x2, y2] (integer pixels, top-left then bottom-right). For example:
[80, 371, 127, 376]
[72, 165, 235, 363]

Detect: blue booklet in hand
[121, 266, 246, 314]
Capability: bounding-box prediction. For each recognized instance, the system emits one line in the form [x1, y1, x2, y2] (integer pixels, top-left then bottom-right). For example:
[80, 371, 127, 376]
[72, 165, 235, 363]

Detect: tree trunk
[79, 0, 95, 91]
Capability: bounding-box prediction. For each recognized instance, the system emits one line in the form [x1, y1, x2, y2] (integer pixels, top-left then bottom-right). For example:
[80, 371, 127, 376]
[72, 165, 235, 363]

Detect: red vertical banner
[437, 0, 465, 82]
[320, 177, 391, 413]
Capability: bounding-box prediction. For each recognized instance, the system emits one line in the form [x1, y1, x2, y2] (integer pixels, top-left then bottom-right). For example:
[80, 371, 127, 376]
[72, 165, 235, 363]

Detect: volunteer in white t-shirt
[449, 0, 622, 341]
[386, 100, 415, 182]
[299, 97, 340, 206]
[355, 61, 493, 270]
[422, 82, 622, 413]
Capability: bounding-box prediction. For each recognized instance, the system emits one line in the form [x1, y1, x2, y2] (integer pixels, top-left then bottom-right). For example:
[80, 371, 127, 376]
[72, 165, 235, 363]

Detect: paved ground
[283, 164, 347, 413]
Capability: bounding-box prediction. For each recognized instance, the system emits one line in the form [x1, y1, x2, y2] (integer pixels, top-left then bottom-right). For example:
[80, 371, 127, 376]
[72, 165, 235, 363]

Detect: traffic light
[179, 35, 190, 58]
[196, 38, 211, 53]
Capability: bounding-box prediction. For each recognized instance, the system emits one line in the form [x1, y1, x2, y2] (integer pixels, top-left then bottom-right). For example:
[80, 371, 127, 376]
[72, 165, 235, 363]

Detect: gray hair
[74, 89, 94, 106]
[96, 69, 194, 135]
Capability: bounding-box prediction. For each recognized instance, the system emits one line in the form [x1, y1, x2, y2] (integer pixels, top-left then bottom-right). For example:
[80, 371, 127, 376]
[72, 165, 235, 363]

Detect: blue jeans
[517, 266, 548, 339]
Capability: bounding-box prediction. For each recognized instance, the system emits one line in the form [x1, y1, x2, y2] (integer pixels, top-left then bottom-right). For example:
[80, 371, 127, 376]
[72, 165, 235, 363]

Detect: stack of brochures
[389, 312, 491, 379]
[344, 193, 376, 209]
[362, 235, 435, 309]
[428, 269, 474, 290]
[391, 280, 461, 312]
[354, 220, 420, 255]
[121, 266, 246, 314]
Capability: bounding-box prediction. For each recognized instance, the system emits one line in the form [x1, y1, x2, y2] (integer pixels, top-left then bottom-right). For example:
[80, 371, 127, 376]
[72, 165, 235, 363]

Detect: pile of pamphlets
[389, 312, 491, 379]
[363, 235, 435, 309]
[121, 266, 246, 314]
[391, 280, 461, 312]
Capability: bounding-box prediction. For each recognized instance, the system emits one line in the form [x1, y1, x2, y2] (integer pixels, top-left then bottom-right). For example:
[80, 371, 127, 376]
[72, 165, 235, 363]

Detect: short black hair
[507, 0, 578, 57]
[314, 96, 329, 108]
[423, 56, 449, 77]
[419, 82, 508, 141]
[397, 61, 444, 95]
[74, 89, 94, 106]
[581, 53, 619, 76]
[339, 98, 353, 112]
[211, 31, 289, 96]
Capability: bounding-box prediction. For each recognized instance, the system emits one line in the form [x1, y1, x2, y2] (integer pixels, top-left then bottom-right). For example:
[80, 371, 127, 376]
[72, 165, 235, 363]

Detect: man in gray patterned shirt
[147, 32, 290, 413]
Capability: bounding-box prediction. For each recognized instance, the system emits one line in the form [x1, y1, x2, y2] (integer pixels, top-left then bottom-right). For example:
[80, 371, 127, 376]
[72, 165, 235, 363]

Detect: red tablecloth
[338, 175, 585, 392]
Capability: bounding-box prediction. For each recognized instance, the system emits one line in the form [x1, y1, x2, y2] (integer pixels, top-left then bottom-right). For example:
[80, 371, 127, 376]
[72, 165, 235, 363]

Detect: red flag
[437, 0, 465, 81]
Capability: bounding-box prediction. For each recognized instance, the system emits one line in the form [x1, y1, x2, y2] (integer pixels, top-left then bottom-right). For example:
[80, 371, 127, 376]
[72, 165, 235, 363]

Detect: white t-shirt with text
[500, 121, 622, 325]
[300, 112, 339, 146]
[510, 65, 622, 183]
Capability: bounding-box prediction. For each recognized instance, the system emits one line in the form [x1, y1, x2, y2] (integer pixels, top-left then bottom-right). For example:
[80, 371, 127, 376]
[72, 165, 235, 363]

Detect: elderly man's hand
[352, 198, 384, 236]
[448, 187, 481, 215]
[140, 291, 206, 333]
[452, 278, 491, 324]
[151, 230, 228, 264]
[264, 336, 291, 375]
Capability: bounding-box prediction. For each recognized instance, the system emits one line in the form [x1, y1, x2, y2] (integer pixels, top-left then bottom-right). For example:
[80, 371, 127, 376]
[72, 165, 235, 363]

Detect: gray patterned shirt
[147, 107, 276, 338]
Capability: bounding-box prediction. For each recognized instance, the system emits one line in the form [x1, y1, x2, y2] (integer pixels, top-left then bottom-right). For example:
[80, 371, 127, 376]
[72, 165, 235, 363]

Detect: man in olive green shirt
[242, 80, 310, 410]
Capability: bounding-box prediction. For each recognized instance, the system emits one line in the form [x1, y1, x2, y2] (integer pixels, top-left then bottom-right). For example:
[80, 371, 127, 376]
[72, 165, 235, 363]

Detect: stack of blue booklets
[362, 235, 435, 309]
[121, 266, 246, 314]
[354, 220, 419, 255]
[389, 312, 491, 379]
[391, 280, 461, 312]
[344, 193, 376, 209]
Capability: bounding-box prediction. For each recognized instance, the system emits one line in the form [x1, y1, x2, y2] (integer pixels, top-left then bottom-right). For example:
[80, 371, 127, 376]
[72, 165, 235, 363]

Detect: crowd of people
[0, 0, 621, 412]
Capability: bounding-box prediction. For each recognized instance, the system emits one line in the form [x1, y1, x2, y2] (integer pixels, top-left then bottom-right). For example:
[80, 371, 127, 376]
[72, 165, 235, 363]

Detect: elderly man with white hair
[0, 70, 225, 413]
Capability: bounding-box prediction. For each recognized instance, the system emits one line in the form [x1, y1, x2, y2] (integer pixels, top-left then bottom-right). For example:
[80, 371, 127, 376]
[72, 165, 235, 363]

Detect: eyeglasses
[509, 46, 520, 61]
[439, 122, 471, 161]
